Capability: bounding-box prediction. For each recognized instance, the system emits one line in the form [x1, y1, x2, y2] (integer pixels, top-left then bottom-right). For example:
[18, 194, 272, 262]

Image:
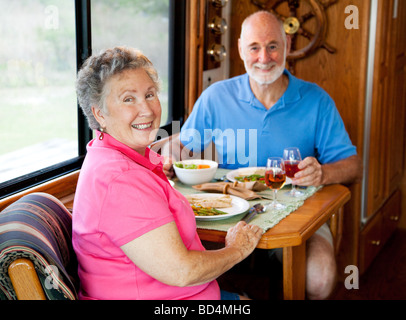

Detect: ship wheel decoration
[251, 0, 338, 73]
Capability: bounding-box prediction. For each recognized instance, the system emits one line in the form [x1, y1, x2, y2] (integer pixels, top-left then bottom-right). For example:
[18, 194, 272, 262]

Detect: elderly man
[166, 11, 362, 299]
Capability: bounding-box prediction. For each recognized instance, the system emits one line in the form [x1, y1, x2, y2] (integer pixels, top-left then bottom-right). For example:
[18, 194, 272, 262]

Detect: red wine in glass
[285, 160, 300, 179]
[283, 148, 305, 197]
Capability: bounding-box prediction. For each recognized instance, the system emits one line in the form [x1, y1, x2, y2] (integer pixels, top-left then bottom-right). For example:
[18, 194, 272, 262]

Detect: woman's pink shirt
[72, 132, 220, 300]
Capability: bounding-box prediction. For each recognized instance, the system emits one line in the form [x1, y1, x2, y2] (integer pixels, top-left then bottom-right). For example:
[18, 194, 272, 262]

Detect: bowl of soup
[173, 159, 218, 185]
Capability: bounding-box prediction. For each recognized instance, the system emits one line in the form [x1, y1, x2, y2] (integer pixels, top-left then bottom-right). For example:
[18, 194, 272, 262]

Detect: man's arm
[158, 134, 196, 178]
[293, 154, 363, 187]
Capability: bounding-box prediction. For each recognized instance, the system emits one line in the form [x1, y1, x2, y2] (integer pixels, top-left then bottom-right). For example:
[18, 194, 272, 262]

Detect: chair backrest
[0, 192, 79, 300]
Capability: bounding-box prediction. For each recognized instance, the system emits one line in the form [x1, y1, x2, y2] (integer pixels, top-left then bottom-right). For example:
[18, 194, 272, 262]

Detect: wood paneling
[386, 0, 406, 196]
[185, 0, 206, 117]
[229, 1, 257, 77]
[366, 0, 393, 219]
[0, 170, 79, 212]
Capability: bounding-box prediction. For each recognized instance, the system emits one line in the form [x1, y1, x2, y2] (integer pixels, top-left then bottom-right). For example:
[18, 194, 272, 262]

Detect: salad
[174, 162, 211, 169]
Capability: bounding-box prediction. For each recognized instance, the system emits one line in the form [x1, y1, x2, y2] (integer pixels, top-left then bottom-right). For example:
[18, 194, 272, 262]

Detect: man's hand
[163, 156, 175, 179]
[292, 156, 323, 186]
[292, 155, 362, 187]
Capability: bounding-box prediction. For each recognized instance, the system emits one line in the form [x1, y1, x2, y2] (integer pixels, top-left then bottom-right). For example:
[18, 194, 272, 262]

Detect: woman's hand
[225, 221, 263, 260]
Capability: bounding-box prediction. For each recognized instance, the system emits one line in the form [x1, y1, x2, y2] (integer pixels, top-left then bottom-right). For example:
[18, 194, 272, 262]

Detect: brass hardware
[208, 16, 228, 34]
[207, 44, 227, 62]
[283, 16, 300, 35]
[389, 216, 399, 221]
[204, 0, 228, 70]
[371, 240, 381, 246]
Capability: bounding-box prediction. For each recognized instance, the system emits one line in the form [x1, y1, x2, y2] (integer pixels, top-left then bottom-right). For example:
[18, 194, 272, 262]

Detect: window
[91, 0, 170, 126]
[0, 0, 185, 198]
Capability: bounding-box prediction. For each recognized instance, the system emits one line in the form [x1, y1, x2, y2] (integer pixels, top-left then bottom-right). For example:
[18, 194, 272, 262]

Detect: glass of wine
[265, 157, 286, 210]
[283, 147, 305, 198]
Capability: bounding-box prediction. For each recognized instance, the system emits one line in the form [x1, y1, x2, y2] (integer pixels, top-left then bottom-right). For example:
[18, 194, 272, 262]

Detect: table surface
[192, 183, 351, 249]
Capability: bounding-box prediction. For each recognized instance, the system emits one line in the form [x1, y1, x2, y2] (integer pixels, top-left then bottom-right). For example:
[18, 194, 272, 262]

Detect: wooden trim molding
[0, 170, 80, 212]
[185, 0, 206, 117]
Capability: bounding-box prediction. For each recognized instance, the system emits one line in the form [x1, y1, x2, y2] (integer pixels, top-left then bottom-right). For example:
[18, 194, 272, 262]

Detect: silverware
[240, 203, 268, 223]
[214, 175, 227, 182]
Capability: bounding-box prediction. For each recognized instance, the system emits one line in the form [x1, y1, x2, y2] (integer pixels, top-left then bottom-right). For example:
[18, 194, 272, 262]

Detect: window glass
[91, 0, 170, 126]
[0, 0, 77, 184]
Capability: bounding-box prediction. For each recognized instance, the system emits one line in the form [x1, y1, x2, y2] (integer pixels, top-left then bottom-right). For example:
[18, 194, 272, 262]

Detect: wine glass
[283, 147, 305, 197]
[265, 157, 286, 210]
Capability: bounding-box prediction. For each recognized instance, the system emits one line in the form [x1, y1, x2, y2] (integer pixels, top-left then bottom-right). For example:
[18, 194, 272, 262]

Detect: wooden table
[196, 184, 351, 300]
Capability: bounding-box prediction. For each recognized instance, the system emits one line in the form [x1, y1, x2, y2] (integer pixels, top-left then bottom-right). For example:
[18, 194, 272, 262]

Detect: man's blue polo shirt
[180, 69, 357, 169]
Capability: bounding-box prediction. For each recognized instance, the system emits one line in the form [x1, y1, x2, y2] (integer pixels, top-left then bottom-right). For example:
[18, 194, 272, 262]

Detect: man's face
[238, 15, 289, 85]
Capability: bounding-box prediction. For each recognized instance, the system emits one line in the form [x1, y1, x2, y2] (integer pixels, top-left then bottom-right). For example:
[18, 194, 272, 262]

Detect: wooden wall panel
[366, 0, 392, 219]
[388, 0, 406, 229]
[229, 1, 257, 77]
[185, 0, 206, 117]
[386, 0, 406, 196]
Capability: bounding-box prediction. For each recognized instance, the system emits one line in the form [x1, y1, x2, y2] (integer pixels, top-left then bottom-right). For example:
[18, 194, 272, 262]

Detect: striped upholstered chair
[0, 192, 79, 300]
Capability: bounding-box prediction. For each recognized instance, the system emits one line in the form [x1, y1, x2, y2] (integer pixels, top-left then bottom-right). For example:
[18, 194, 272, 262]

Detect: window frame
[0, 0, 186, 199]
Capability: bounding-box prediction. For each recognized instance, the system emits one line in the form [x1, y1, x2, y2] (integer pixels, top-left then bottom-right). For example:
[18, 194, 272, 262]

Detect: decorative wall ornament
[251, 0, 338, 72]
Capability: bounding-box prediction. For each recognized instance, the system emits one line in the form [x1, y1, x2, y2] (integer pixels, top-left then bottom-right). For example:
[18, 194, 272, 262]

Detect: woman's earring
[99, 127, 105, 140]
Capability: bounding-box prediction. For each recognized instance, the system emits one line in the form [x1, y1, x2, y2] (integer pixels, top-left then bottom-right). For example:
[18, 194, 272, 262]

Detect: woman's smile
[132, 121, 153, 130]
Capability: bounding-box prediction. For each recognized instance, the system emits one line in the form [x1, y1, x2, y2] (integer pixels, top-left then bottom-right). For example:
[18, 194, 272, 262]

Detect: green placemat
[174, 168, 322, 233]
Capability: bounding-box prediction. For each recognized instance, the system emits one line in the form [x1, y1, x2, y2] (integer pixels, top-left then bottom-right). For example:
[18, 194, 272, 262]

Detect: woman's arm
[121, 221, 262, 287]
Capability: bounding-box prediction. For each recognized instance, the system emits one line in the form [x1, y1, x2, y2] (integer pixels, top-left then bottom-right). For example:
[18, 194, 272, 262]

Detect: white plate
[189, 193, 250, 221]
[226, 167, 292, 185]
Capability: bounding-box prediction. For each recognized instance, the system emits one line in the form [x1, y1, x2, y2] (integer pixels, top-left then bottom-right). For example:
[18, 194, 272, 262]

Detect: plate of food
[185, 193, 249, 221]
[226, 167, 291, 185]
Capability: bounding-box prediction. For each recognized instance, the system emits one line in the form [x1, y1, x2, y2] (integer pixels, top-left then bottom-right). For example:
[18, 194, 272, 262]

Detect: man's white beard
[244, 48, 287, 85]
[246, 62, 285, 85]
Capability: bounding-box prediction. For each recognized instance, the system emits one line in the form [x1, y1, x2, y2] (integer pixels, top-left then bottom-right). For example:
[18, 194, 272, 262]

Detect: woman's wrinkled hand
[225, 221, 263, 259]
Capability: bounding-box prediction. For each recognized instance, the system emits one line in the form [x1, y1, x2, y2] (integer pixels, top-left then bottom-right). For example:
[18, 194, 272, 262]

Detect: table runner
[174, 169, 321, 233]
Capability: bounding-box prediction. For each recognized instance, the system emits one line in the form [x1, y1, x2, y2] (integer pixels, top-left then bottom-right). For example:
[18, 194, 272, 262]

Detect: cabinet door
[360, 211, 383, 274]
[385, 0, 406, 194]
[365, 0, 393, 218]
[382, 190, 402, 244]
[366, 0, 406, 218]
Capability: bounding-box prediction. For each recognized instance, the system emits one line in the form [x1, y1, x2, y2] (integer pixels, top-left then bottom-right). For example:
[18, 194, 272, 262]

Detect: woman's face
[93, 68, 161, 156]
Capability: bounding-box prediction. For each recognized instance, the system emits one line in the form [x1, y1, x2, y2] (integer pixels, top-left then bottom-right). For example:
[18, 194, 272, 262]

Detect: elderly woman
[72, 47, 262, 300]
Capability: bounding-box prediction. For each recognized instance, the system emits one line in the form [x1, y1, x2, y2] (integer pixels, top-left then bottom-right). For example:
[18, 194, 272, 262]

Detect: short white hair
[240, 10, 287, 45]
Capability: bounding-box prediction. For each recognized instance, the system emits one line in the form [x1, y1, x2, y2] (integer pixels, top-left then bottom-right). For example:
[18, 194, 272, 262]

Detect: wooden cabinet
[365, 0, 406, 220]
[359, 209, 383, 273]
[360, 190, 401, 273]
[360, 0, 406, 272]
[382, 190, 402, 244]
